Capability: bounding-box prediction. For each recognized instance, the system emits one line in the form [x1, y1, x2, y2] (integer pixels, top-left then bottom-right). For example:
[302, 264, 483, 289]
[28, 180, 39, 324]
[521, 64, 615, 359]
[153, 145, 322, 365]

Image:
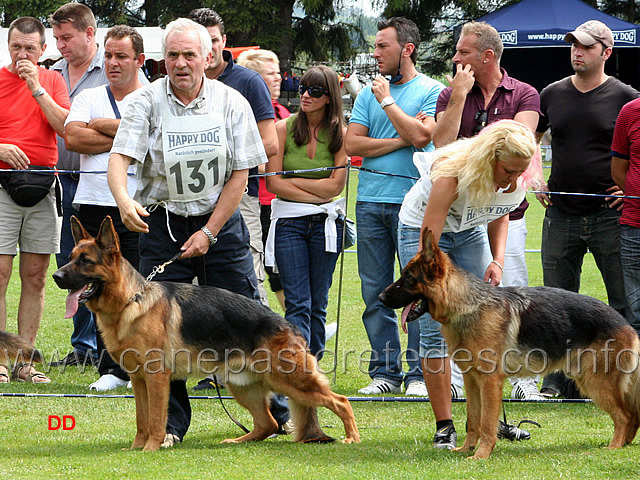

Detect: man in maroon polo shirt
[431, 21, 544, 409]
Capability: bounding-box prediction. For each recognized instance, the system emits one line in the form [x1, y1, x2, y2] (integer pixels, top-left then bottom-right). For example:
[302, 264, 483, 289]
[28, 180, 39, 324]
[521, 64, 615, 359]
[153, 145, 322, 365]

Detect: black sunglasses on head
[473, 109, 488, 135]
[298, 84, 330, 98]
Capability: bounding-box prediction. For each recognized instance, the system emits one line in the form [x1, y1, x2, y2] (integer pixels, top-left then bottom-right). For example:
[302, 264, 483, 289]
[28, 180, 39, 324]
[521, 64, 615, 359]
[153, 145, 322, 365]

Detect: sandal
[0, 365, 9, 384]
[13, 363, 51, 384]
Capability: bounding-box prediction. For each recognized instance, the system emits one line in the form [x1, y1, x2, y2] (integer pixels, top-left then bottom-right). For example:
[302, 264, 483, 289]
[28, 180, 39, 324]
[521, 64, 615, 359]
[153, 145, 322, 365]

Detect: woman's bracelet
[491, 260, 504, 272]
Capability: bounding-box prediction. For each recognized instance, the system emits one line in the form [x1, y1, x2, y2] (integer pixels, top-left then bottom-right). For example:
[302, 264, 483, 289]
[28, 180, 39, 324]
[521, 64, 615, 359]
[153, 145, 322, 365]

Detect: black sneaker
[433, 425, 457, 450]
[192, 376, 225, 391]
[497, 420, 531, 441]
[48, 351, 95, 367]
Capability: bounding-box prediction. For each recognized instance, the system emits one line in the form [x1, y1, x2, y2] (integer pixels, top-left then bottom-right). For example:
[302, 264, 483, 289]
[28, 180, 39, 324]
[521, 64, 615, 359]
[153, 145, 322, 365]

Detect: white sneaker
[88, 374, 128, 392]
[127, 381, 132, 389]
[405, 381, 428, 396]
[451, 383, 464, 399]
[358, 378, 401, 394]
[325, 322, 338, 343]
[511, 378, 546, 401]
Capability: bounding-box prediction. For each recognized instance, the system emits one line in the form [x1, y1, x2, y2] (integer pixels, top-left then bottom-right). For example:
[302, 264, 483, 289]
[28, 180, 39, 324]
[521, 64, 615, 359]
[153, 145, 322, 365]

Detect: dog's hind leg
[269, 353, 360, 444]
[222, 383, 278, 443]
[288, 402, 334, 443]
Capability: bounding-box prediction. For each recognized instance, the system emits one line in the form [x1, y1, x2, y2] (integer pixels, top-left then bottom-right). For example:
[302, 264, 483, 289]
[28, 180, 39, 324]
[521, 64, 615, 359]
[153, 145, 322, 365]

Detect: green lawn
[0, 167, 635, 479]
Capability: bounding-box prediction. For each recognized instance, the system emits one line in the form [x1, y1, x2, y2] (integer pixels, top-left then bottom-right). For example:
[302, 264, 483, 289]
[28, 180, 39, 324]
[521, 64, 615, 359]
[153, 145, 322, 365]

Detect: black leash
[213, 375, 250, 434]
[502, 403, 542, 431]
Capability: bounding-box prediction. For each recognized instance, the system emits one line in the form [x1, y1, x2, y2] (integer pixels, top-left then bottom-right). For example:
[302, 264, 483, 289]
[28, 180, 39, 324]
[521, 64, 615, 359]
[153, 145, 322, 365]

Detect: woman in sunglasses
[265, 65, 348, 358]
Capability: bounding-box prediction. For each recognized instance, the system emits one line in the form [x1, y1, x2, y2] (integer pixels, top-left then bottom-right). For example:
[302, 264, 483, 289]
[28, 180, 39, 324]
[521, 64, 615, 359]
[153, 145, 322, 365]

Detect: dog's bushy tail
[624, 335, 640, 433]
[0, 331, 43, 365]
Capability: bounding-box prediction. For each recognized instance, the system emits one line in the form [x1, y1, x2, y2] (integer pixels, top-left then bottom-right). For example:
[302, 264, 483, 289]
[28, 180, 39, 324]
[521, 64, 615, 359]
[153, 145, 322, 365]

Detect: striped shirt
[111, 76, 266, 217]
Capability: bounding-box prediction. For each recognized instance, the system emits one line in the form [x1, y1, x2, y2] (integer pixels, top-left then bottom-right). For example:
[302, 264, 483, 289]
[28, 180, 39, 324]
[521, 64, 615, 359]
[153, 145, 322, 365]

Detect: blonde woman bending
[397, 120, 539, 449]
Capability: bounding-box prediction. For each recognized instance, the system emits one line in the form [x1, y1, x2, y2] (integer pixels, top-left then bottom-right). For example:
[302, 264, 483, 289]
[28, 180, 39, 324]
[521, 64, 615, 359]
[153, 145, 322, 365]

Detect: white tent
[0, 26, 165, 64]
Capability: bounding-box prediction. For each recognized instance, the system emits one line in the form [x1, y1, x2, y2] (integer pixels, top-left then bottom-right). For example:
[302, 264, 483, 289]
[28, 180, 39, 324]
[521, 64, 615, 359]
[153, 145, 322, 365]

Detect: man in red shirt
[0, 17, 70, 384]
[612, 98, 640, 335]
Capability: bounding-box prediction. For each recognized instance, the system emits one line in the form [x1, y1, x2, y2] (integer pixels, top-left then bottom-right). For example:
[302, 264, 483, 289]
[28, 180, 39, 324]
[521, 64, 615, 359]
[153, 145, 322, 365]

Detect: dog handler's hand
[484, 262, 502, 286]
[179, 231, 211, 259]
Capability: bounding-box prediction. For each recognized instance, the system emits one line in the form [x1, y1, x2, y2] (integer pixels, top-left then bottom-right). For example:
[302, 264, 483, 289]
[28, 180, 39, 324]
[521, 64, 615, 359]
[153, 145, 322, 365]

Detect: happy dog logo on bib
[166, 127, 222, 154]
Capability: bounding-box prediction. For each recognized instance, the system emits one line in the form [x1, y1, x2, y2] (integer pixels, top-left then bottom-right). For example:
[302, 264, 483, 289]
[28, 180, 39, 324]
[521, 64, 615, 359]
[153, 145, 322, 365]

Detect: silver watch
[200, 226, 217, 246]
[380, 96, 395, 109]
[32, 87, 46, 98]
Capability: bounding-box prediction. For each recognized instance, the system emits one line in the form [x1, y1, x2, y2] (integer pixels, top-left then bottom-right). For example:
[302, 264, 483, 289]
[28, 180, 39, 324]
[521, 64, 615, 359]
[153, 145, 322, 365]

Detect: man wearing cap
[535, 20, 639, 398]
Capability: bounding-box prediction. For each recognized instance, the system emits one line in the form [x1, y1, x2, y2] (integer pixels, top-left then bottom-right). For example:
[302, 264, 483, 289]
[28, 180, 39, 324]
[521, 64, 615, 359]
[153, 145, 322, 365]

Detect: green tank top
[283, 115, 334, 179]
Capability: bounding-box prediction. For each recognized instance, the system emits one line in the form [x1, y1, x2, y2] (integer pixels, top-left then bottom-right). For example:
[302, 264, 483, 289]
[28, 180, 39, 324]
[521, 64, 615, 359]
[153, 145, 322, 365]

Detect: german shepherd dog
[0, 331, 43, 375]
[52, 216, 360, 451]
[379, 228, 640, 459]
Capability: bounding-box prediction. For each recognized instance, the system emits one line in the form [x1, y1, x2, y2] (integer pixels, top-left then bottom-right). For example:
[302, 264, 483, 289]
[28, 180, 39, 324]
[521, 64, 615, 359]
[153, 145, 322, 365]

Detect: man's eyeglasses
[298, 84, 330, 98]
[473, 109, 488, 135]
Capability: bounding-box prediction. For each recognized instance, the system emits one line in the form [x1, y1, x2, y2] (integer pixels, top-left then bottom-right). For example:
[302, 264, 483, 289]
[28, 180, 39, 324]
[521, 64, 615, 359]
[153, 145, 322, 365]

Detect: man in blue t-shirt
[345, 17, 444, 398]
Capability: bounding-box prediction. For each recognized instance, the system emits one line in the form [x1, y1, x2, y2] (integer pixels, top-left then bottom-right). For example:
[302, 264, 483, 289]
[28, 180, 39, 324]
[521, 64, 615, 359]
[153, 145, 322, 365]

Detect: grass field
[0, 166, 635, 480]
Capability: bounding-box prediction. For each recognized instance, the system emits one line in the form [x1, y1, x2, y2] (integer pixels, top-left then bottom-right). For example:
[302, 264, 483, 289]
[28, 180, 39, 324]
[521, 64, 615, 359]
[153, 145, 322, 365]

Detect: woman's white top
[398, 152, 526, 231]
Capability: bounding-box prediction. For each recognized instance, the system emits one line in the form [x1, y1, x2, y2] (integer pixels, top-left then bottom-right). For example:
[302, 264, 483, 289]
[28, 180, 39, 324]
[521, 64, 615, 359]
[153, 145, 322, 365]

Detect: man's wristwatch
[200, 226, 218, 246]
[32, 87, 46, 98]
[380, 96, 395, 109]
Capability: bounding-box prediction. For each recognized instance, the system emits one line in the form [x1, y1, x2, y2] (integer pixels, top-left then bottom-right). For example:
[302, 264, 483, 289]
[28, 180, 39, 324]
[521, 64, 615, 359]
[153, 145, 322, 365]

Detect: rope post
[332, 161, 352, 384]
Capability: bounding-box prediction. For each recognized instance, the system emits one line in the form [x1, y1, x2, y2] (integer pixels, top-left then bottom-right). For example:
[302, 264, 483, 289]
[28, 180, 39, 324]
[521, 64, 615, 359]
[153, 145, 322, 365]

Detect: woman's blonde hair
[236, 49, 280, 75]
[430, 120, 539, 206]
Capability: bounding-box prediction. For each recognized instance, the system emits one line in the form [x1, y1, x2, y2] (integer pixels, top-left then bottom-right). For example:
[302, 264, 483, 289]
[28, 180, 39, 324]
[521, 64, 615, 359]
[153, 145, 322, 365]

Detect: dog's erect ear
[96, 216, 121, 255]
[70, 216, 91, 245]
[420, 227, 436, 261]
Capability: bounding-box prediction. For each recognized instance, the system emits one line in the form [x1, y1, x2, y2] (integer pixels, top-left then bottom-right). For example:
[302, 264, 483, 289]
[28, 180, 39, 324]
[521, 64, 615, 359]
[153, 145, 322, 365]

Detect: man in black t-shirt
[535, 20, 639, 398]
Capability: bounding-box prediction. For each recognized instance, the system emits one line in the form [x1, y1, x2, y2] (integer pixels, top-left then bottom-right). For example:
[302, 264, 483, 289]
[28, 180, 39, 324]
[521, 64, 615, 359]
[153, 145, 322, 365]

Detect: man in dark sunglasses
[344, 17, 445, 405]
[430, 21, 545, 435]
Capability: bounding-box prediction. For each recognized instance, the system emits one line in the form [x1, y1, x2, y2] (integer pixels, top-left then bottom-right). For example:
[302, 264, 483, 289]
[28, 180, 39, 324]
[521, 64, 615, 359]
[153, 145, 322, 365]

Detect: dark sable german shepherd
[53, 216, 360, 451]
[379, 227, 640, 459]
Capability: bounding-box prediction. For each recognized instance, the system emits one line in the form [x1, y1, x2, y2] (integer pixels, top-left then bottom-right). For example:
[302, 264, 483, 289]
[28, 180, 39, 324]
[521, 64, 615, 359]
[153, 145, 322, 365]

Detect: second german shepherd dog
[379, 227, 640, 459]
[53, 216, 360, 451]
[0, 330, 43, 373]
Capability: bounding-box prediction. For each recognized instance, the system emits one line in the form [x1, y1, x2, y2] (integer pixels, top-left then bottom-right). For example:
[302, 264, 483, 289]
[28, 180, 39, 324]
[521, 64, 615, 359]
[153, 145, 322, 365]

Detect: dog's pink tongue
[65, 289, 84, 319]
[400, 303, 414, 334]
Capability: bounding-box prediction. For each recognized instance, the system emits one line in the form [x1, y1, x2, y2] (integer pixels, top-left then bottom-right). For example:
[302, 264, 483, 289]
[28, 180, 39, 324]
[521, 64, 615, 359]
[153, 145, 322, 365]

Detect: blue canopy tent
[459, 0, 640, 91]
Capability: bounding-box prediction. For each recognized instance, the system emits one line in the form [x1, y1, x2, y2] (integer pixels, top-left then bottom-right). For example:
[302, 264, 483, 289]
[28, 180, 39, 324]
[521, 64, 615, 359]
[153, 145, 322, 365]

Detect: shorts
[0, 184, 61, 255]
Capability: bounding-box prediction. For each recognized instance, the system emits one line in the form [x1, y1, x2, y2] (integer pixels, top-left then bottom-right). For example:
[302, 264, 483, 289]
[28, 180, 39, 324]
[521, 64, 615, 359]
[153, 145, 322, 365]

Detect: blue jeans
[541, 205, 627, 316]
[274, 215, 342, 358]
[398, 224, 492, 358]
[55, 174, 97, 357]
[621, 225, 640, 334]
[356, 201, 422, 387]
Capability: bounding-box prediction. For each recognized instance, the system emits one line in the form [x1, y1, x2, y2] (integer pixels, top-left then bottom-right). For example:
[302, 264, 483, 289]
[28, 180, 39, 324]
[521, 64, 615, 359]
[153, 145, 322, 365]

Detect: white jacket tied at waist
[265, 197, 346, 272]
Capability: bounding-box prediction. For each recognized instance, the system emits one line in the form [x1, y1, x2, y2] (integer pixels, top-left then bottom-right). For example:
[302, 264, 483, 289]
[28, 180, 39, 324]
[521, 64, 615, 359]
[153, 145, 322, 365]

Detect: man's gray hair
[461, 21, 504, 63]
[162, 18, 212, 58]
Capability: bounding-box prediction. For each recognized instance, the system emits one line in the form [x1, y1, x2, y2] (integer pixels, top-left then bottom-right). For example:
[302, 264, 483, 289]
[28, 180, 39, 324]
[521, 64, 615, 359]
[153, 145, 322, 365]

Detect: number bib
[161, 105, 227, 203]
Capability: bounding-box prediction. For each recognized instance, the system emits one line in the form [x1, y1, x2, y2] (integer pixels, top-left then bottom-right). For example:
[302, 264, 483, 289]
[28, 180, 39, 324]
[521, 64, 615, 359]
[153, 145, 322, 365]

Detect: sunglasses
[473, 109, 488, 135]
[298, 84, 330, 98]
